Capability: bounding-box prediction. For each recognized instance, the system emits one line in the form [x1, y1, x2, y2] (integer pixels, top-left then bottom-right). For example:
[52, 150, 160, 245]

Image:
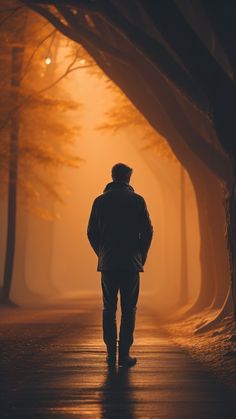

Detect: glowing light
[45, 56, 52, 65]
[79, 59, 86, 65]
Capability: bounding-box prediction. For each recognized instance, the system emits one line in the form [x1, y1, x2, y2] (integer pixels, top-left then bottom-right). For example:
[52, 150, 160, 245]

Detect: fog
[5, 49, 201, 312]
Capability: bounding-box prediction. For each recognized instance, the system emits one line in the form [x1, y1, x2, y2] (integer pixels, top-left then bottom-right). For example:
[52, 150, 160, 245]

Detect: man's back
[87, 163, 153, 367]
[87, 181, 153, 272]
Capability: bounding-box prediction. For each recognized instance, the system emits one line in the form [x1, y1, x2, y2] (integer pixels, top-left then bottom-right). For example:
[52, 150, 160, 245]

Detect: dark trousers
[101, 270, 140, 352]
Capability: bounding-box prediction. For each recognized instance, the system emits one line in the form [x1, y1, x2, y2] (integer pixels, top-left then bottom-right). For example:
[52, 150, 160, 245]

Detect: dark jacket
[87, 181, 153, 272]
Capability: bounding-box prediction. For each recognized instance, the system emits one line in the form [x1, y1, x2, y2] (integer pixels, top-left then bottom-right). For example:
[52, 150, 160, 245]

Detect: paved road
[0, 295, 235, 418]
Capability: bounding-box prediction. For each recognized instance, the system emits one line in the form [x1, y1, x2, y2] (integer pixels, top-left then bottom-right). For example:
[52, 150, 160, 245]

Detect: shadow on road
[101, 368, 135, 419]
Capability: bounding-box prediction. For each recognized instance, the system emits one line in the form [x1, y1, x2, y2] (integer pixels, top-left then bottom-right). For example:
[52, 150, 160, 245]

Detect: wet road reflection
[0, 299, 235, 418]
[101, 368, 135, 419]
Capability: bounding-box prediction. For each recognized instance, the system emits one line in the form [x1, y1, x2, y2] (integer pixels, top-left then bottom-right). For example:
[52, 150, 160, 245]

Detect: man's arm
[139, 198, 153, 265]
[87, 198, 100, 256]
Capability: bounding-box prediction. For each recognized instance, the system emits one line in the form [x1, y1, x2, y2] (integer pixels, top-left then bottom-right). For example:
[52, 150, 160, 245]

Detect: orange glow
[8, 40, 202, 315]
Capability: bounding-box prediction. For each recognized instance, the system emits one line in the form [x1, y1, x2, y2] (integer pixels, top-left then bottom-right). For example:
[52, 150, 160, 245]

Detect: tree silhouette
[0, 3, 85, 303]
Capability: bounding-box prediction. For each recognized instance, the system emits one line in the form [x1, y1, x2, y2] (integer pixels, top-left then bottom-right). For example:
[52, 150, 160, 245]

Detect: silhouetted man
[87, 163, 153, 367]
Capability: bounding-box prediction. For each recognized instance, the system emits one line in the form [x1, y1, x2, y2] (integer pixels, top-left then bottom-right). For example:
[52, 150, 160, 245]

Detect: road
[0, 295, 235, 418]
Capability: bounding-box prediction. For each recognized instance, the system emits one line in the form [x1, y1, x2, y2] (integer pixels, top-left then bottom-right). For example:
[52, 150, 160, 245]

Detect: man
[87, 163, 153, 367]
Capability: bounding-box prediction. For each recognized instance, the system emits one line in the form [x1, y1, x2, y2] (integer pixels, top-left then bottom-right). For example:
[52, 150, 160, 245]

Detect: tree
[0, 2, 85, 303]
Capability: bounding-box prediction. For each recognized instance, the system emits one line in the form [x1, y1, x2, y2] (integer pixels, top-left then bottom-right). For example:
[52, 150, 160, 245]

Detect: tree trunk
[1, 46, 24, 304]
[225, 172, 236, 320]
[178, 165, 188, 305]
[184, 173, 216, 315]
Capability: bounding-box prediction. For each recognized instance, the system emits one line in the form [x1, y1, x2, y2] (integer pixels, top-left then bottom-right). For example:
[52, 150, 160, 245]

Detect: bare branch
[56, 5, 129, 64]
[21, 2, 130, 64]
[0, 6, 24, 13]
[37, 63, 95, 93]
[0, 58, 95, 132]
[0, 5, 25, 26]
[36, 0, 207, 113]
[22, 2, 78, 40]
[21, 29, 57, 81]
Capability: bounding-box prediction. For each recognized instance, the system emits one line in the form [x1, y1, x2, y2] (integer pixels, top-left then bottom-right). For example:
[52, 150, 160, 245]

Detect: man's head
[111, 163, 133, 184]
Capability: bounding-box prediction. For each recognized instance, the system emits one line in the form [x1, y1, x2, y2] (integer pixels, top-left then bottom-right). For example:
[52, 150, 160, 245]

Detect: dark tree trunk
[178, 166, 188, 305]
[186, 176, 216, 314]
[185, 170, 232, 323]
[1, 46, 24, 304]
[225, 171, 236, 320]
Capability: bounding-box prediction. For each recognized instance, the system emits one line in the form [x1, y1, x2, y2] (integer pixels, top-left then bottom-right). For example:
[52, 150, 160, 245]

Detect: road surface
[0, 295, 235, 418]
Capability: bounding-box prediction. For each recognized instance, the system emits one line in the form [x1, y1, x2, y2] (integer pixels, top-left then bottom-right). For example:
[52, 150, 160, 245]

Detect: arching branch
[202, 0, 236, 81]
[21, 0, 208, 113]
[22, 3, 77, 38]
[21, 2, 129, 64]
[141, 0, 236, 157]
[141, 0, 236, 103]
[88, 1, 208, 113]
[56, 5, 129, 63]
[75, 34, 231, 182]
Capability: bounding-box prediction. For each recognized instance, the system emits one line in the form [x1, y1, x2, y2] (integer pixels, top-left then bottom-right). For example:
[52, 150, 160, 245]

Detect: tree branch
[141, 0, 236, 157]
[56, 5, 131, 64]
[21, 2, 129, 65]
[0, 5, 25, 26]
[0, 57, 94, 132]
[66, 2, 210, 113]
[21, 0, 209, 112]
[21, 28, 57, 81]
[21, 2, 78, 41]
[35, 63, 95, 94]
[141, 0, 236, 103]
[203, 0, 236, 80]
[79, 38, 232, 182]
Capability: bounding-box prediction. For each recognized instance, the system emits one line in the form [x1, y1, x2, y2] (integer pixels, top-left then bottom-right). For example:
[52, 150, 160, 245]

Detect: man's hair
[111, 163, 133, 183]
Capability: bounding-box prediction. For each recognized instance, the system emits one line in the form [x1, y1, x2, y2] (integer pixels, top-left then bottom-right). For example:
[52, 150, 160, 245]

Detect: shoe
[118, 353, 137, 368]
[118, 341, 137, 367]
[118, 350, 137, 368]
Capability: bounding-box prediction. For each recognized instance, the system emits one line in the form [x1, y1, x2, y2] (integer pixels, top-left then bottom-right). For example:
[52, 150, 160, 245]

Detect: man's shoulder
[123, 191, 146, 208]
[93, 190, 145, 205]
[133, 191, 144, 201]
[93, 194, 104, 205]
[131, 192, 145, 205]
